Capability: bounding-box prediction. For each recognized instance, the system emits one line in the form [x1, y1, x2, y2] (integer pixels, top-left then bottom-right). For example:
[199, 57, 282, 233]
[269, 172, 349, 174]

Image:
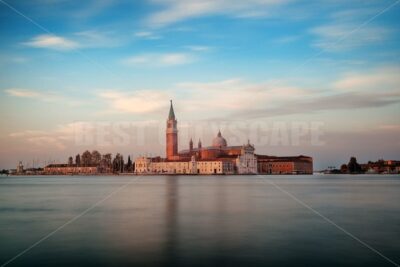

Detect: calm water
[0, 175, 399, 267]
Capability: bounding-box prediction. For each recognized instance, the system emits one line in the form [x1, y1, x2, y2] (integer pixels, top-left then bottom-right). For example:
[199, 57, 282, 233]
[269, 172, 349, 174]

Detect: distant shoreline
[3, 173, 399, 177]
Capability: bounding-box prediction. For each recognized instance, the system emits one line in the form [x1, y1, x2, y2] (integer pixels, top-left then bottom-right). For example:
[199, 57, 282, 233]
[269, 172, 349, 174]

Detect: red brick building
[257, 155, 313, 174]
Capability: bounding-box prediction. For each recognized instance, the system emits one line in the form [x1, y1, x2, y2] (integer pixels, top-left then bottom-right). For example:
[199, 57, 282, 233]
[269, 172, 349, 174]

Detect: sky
[0, 0, 399, 170]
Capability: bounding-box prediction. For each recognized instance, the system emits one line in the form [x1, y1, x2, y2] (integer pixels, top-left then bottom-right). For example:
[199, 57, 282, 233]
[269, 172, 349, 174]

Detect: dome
[212, 130, 227, 147]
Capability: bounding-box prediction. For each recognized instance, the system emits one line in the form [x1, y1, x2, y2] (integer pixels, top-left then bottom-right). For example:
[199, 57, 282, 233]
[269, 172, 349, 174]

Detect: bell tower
[189, 138, 193, 151]
[166, 100, 178, 160]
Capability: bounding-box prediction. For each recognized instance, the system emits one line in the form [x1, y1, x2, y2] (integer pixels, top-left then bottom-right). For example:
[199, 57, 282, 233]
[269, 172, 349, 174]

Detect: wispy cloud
[4, 88, 85, 106]
[121, 52, 195, 67]
[23, 34, 79, 50]
[97, 68, 399, 120]
[23, 30, 125, 51]
[333, 66, 400, 92]
[5, 88, 61, 101]
[378, 124, 400, 131]
[176, 78, 312, 116]
[146, 0, 290, 27]
[9, 122, 93, 151]
[74, 30, 125, 47]
[134, 31, 162, 40]
[272, 35, 301, 44]
[310, 23, 391, 52]
[102, 66, 399, 119]
[234, 91, 400, 119]
[309, 5, 394, 52]
[98, 90, 169, 114]
[185, 45, 213, 52]
[71, 0, 117, 18]
[231, 66, 400, 119]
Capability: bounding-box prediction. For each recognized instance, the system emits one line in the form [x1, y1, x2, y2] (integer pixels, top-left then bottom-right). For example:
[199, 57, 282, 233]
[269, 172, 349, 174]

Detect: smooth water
[0, 175, 399, 267]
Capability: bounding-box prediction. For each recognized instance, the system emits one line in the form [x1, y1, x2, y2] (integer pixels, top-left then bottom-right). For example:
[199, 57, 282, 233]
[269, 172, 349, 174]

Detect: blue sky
[0, 0, 399, 169]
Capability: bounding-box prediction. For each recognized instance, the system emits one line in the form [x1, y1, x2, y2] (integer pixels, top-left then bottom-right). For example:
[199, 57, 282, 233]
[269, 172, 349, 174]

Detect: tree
[103, 153, 112, 167]
[125, 155, 133, 172]
[112, 153, 124, 173]
[81, 150, 92, 166]
[91, 150, 101, 165]
[68, 156, 73, 166]
[75, 154, 81, 166]
[348, 157, 361, 174]
[340, 164, 348, 174]
[99, 153, 112, 173]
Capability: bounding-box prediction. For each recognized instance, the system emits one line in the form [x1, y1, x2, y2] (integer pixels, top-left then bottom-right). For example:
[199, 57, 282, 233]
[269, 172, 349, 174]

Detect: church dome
[212, 130, 227, 147]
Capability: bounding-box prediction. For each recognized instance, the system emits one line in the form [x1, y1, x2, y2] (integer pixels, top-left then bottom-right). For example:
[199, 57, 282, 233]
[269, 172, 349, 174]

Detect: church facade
[134, 101, 313, 175]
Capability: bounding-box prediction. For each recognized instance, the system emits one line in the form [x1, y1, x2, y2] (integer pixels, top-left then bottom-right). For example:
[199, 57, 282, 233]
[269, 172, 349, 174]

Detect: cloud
[172, 66, 400, 119]
[121, 52, 194, 67]
[175, 78, 312, 118]
[243, 91, 399, 118]
[333, 66, 400, 92]
[230, 66, 400, 119]
[310, 24, 390, 51]
[74, 30, 125, 47]
[23, 34, 79, 50]
[11, 56, 30, 63]
[378, 124, 400, 131]
[9, 123, 80, 150]
[185, 45, 212, 51]
[23, 31, 126, 51]
[4, 88, 86, 106]
[146, 0, 290, 27]
[95, 68, 398, 120]
[330, 7, 385, 23]
[309, 5, 394, 52]
[5, 88, 61, 101]
[71, 0, 116, 18]
[99, 90, 169, 114]
[272, 35, 300, 44]
[8, 121, 120, 152]
[134, 31, 162, 40]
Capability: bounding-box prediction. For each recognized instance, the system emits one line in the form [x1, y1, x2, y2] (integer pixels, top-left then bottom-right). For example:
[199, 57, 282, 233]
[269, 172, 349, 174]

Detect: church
[134, 101, 312, 175]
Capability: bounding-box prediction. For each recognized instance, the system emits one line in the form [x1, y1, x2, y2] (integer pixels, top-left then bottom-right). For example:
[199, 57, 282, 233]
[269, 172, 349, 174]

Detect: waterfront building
[236, 142, 258, 174]
[135, 156, 235, 174]
[257, 155, 313, 174]
[134, 101, 313, 175]
[347, 159, 400, 174]
[44, 164, 98, 175]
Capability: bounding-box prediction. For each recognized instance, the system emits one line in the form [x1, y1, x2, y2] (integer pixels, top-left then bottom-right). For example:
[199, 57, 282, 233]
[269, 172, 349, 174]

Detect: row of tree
[325, 157, 363, 174]
[68, 150, 134, 173]
[332, 157, 362, 174]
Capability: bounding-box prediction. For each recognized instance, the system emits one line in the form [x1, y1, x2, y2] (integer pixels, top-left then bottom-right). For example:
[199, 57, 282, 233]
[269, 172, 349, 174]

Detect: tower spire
[168, 99, 175, 120]
[166, 100, 178, 160]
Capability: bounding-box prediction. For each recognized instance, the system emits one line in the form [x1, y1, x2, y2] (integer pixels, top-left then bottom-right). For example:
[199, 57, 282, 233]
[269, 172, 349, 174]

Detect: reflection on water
[164, 176, 178, 266]
[0, 175, 399, 267]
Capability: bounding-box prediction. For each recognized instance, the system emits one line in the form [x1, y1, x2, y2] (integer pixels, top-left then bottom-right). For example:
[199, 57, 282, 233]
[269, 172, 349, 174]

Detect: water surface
[0, 175, 399, 266]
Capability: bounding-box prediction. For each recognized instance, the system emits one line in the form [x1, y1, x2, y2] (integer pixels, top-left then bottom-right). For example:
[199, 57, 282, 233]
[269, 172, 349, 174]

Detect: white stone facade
[134, 157, 152, 173]
[195, 160, 234, 174]
[134, 156, 234, 175]
[235, 143, 257, 174]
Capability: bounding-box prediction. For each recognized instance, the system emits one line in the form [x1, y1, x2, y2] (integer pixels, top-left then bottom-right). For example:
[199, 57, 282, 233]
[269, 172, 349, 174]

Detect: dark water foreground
[0, 175, 399, 267]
